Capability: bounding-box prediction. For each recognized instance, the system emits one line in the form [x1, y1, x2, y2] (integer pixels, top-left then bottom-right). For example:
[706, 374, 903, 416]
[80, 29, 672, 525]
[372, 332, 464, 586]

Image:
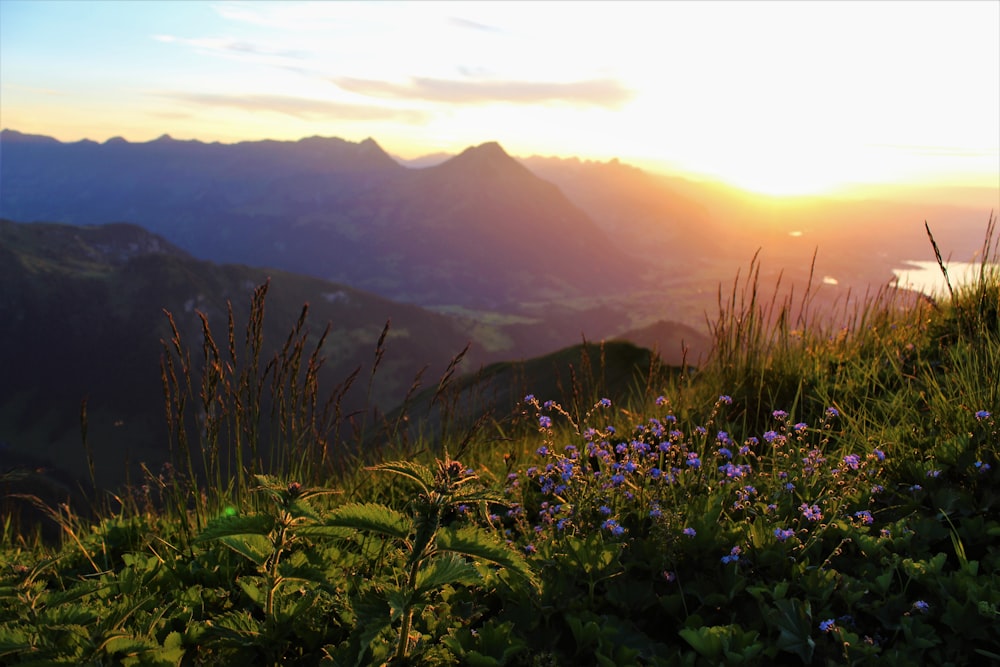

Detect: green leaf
[288, 497, 321, 522]
[679, 626, 724, 661]
[220, 534, 272, 566]
[435, 525, 537, 589]
[368, 460, 435, 494]
[195, 513, 274, 542]
[415, 553, 482, 596]
[321, 503, 411, 540]
[769, 598, 815, 663]
[238, 577, 266, 609]
[386, 589, 411, 623]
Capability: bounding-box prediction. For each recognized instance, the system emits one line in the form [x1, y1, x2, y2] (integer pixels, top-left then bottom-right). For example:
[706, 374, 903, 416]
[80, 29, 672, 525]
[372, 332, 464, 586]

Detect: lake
[892, 260, 996, 296]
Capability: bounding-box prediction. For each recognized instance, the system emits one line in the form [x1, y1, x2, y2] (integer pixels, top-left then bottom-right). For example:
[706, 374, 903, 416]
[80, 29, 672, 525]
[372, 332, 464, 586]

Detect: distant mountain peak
[460, 141, 509, 159]
[0, 129, 61, 144]
[436, 141, 532, 179]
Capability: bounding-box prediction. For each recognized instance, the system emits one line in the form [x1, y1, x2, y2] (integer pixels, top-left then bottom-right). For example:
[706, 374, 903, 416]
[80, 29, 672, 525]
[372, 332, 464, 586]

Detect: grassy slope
[0, 220, 998, 665]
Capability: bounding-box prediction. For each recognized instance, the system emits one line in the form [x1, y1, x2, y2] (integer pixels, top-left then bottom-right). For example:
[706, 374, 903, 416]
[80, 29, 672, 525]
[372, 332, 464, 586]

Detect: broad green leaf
[287, 497, 321, 522]
[770, 598, 815, 663]
[195, 513, 274, 542]
[415, 553, 481, 596]
[448, 489, 510, 507]
[386, 589, 412, 623]
[204, 610, 264, 647]
[679, 626, 724, 661]
[238, 576, 266, 608]
[435, 525, 537, 589]
[321, 503, 411, 540]
[368, 460, 435, 493]
[220, 534, 272, 566]
[102, 635, 157, 657]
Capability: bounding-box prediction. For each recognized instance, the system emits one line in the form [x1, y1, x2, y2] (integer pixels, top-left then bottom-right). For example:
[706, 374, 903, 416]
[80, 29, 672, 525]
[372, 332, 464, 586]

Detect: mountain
[0, 219, 490, 490]
[518, 155, 717, 256]
[0, 131, 650, 311]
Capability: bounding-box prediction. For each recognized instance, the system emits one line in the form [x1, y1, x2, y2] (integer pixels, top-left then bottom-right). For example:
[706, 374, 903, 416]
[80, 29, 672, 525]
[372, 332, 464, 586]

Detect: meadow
[1, 218, 998, 666]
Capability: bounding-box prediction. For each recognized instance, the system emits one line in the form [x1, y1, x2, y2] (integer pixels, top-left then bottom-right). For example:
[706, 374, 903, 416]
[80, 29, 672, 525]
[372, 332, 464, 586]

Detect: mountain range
[0, 130, 654, 311]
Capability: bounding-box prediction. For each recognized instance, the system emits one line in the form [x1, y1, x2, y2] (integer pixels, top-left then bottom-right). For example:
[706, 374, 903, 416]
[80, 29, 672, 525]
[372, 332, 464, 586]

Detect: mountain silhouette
[0, 131, 647, 310]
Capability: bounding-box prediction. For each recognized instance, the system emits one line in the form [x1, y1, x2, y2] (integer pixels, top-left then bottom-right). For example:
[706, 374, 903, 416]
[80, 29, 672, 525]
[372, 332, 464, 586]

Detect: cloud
[448, 17, 503, 33]
[333, 76, 632, 109]
[153, 34, 310, 61]
[867, 143, 999, 158]
[160, 92, 428, 122]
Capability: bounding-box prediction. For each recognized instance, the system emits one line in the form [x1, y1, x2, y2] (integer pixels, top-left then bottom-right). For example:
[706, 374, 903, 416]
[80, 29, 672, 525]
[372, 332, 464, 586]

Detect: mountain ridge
[0, 130, 649, 310]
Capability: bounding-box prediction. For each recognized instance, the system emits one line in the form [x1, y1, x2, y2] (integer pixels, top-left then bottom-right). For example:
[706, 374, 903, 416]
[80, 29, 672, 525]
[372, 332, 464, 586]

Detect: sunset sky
[1, 0, 998, 198]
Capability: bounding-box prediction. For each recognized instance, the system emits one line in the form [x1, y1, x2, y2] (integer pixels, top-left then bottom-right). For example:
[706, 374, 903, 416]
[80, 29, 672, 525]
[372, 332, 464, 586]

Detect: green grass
[1, 216, 998, 666]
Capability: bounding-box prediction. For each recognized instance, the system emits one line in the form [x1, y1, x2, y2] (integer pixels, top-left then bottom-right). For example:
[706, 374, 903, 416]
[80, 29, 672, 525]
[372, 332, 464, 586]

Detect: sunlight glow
[0, 1, 996, 199]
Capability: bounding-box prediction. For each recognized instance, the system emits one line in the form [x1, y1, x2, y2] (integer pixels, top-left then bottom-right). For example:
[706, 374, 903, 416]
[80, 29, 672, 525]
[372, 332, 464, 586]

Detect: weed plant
[1, 217, 998, 665]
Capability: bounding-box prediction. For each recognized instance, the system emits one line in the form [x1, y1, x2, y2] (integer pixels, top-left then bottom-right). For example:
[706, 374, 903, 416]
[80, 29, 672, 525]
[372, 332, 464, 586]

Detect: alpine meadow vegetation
[1, 216, 999, 666]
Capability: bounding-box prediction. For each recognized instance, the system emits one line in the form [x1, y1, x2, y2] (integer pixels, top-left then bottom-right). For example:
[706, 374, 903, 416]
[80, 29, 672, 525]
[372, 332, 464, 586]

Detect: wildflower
[524, 544, 537, 555]
[719, 395, 733, 405]
[718, 447, 733, 459]
[825, 407, 840, 418]
[800, 503, 823, 521]
[819, 619, 836, 633]
[598, 397, 612, 408]
[910, 484, 923, 493]
[686, 453, 701, 468]
[538, 416, 552, 429]
[662, 570, 676, 582]
[793, 422, 808, 433]
[843, 454, 861, 470]
[774, 527, 795, 542]
[763, 430, 781, 443]
[543, 400, 555, 409]
[912, 600, 930, 613]
[871, 484, 884, 494]
[683, 527, 696, 537]
[975, 461, 992, 472]
[536, 446, 549, 456]
[649, 503, 663, 518]
[880, 528, 891, 538]
[772, 410, 788, 420]
[602, 519, 625, 536]
[695, 426, 707, 436]
[975, 410, 991, 421]
[854, 510, 874, 525]
[873, 449, 886, 461]
[720, 545, 741, 564]
[649, 467, 663, 479]
[656, 395, 667, 406]
[524, 394, 535, 403]
[598, 505, 612, 516]
[926, 469, 941, 479]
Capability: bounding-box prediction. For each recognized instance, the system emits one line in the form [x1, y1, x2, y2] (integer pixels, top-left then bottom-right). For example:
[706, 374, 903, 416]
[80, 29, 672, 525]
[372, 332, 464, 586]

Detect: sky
[1, 0, 998, 198]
